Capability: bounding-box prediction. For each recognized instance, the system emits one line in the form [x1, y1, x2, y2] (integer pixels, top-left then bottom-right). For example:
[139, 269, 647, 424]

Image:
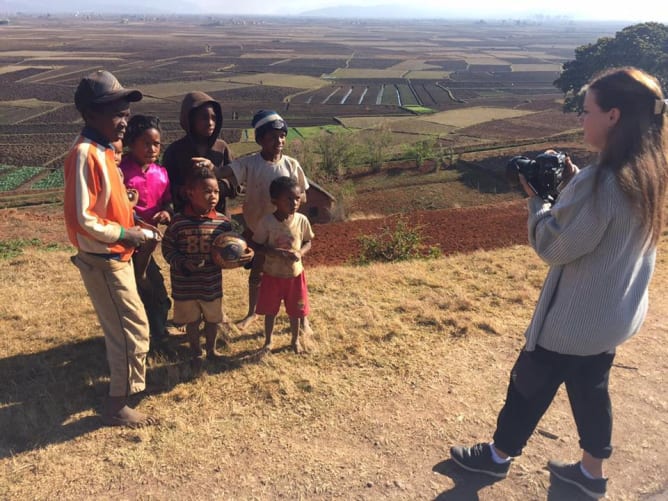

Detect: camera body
[506, 151, 566, 204]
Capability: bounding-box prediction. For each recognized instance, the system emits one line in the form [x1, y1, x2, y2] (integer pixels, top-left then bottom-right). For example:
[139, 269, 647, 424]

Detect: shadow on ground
[432, 459, 501, 500]
[0, 334, 263, 458]
[432, 458, 596, 500]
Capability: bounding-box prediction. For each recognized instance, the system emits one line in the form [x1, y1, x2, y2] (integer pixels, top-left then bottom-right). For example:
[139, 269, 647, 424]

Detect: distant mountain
[298, 4, 476, 19]
[0, 0, 200, 15]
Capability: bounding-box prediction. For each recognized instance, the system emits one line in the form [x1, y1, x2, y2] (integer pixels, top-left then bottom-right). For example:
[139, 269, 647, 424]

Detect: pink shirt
[119, 156, 172, 222]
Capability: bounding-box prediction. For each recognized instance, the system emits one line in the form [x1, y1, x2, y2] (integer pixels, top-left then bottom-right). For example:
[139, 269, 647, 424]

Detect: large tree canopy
[554, 22, 668, 112]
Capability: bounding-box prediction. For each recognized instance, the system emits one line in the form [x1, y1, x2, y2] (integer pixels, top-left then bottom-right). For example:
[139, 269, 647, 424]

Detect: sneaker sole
[549, 467, 605, 499]
[450, 455, 508, 479]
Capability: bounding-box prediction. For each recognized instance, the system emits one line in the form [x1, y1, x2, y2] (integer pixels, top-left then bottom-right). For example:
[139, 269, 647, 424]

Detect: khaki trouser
[72, 251, 150, 397]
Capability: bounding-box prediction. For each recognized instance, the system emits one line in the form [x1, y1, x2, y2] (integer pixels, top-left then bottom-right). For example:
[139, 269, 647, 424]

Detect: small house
[300, 180, 336, 224]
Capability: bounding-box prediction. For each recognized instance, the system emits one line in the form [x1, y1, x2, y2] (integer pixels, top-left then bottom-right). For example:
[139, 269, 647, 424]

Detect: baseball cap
[252, 110, 288, 132]
[74, 70, 142, 113]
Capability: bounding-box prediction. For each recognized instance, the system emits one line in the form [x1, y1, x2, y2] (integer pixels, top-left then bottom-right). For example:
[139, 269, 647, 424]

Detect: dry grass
[1, 238, 667, 500]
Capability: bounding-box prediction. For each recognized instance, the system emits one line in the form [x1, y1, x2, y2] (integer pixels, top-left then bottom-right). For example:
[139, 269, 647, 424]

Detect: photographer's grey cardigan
[524, 165, 656, 356]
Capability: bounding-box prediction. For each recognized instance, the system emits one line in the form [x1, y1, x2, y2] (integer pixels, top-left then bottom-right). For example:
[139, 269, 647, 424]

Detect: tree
[363, 124, 392, 172]
[404, 138, 436, 168]
[554, 22, 668, 112]
[313, 129, 359, 179]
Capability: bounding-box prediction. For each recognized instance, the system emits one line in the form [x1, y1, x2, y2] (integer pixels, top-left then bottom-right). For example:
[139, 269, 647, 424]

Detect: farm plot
[291, 102, 407, 122]
[412, 82, 439, 106]
[0, 99, 63, 125]
[457, 108, 579, 141]
[126, 79, 249, 100]
[369, 117, 454, 136]
[292, 125, 343, 139]
[24, 105, 84, 126]
[295, 85, 343, 105]
[325, 68, 409, 79]
[226, 73, 326, 90]
[427, 59, 469, 71]
[489, 71, 562, 84]
[379, 84, 399, 106]
[31, 168, 64, 190]
[346, 58, 404, 69]
[386, 59, 442, 72]
[210, 84, 301, 103]
[0, 166, 42, 192]
[418, 106, 534, 129]
[404, 70, 452, 80]
[336, 115, 416, 129]
[0, 141, 70, 167]
[396, 84, 419, 106]
[130, 101, 183, 126]
[0, 66, 54, 80]
[0, 81, 78, 103]
[266, 58, 347, 77]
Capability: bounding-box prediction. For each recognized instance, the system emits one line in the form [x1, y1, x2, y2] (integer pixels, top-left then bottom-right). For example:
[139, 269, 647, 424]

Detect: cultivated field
[0, 16, 625, 200]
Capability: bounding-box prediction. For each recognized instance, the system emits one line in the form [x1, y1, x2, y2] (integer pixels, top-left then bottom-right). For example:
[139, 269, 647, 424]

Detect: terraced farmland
[0, 16, 624, 203]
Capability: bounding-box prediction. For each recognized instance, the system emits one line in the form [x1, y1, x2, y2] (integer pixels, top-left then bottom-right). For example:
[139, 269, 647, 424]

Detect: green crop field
[0, 166, 42, 191]
[32, 168, 63, 190]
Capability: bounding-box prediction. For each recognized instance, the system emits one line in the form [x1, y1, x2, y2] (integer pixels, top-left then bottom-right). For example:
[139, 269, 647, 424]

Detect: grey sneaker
[450, 443, 511, 478]
[548, 460, 607, 499]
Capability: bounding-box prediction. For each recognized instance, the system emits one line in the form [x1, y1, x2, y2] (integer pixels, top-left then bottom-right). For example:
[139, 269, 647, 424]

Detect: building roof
[306, 179, 336, 201]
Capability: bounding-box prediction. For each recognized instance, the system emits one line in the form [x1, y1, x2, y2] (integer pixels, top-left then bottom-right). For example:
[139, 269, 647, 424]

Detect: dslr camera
[505, 151, 566, 204]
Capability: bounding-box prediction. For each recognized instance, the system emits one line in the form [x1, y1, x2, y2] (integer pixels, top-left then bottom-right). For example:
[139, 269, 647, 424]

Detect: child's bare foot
[291, 338, 305, 354]
[301, 321, 313, 337]
[235, 314, 257, 331]
[102, 400, 158, 428]
[299, 326, 317, 353]
[206, 349, 223, 360]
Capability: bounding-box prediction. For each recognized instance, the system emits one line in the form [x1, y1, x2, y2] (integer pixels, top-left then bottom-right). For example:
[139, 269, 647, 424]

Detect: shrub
[356, 218, 441, 265]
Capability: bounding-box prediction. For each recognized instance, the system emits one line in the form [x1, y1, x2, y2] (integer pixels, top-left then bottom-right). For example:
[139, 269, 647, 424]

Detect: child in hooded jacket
[162, 91, 236, 214]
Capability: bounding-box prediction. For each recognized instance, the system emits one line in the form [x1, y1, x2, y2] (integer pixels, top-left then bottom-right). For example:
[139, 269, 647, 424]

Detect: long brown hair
[585, 67, 668, 246]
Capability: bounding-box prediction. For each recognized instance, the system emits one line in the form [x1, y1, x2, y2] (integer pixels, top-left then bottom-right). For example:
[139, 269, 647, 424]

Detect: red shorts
[256, 272, 309, 318]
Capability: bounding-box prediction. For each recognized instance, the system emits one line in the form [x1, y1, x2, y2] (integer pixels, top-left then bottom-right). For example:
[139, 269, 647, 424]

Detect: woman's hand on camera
[518, 173, 538, 198]
[561, 155, 578, 186]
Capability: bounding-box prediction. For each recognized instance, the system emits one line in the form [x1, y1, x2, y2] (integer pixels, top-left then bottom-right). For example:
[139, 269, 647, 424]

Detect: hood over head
[179, 91, 223, 147]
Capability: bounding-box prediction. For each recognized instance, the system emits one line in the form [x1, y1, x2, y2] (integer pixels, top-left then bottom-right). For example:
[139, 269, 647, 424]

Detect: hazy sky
[193, 0, 667, 22]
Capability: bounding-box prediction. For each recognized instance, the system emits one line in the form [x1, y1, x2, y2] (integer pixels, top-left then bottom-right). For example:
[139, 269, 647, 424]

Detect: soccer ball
[211, 232, 250, 268]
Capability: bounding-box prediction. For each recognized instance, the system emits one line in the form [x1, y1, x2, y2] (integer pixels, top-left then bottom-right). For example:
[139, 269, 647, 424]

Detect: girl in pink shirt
[120, 115, 173, 352]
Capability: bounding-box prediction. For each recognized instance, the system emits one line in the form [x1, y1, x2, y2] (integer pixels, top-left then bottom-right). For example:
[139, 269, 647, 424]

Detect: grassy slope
[1, 236, 667, 500]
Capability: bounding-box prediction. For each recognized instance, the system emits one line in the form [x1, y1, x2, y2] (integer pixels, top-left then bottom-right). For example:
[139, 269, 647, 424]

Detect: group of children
[64, 69, 313, 427]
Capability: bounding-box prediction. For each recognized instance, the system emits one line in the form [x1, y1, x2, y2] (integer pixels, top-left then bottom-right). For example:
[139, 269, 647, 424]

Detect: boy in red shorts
[252, 176, 314, 354]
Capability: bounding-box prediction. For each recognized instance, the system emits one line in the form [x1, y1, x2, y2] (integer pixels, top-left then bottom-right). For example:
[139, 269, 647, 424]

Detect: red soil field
[307, 200, 527, 266]
[1, 200, 529, 266]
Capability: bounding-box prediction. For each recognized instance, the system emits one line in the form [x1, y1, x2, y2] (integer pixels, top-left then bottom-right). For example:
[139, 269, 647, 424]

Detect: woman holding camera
[450, 67, 668, 499]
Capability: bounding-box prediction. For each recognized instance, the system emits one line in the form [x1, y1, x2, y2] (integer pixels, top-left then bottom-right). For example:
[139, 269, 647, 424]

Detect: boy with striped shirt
[162, 167, 250, 372]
